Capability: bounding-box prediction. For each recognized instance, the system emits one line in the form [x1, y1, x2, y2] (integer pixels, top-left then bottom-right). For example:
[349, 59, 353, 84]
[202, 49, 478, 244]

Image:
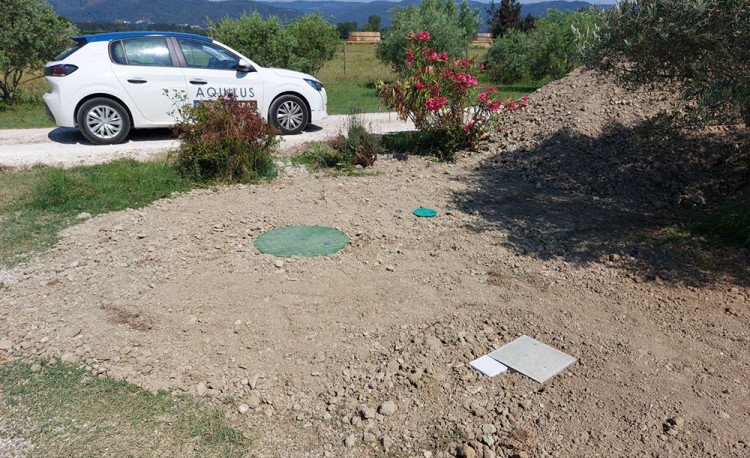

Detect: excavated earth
[1, 69, 748, 457]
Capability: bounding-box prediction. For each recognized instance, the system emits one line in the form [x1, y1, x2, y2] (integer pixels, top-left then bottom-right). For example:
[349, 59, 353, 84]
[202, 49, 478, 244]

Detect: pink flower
[422, 49, 431, 57]
[441, 52, 449, 61]
[415, 81, 424, 90]
[428, 52, 438, 61]
[463, 121, 474, 131]
[417, 31, 430, 41]
[478, 92, 487, 102]
[521, 96, 529, 106]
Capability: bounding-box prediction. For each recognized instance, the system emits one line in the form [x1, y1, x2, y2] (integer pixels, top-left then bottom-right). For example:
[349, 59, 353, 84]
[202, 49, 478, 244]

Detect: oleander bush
[170, 95, 278, 183]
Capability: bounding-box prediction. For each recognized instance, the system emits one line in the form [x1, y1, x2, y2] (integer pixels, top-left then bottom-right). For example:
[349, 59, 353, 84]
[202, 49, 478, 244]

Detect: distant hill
[49, 0, 301, 25]
[50, 0, 606, 27]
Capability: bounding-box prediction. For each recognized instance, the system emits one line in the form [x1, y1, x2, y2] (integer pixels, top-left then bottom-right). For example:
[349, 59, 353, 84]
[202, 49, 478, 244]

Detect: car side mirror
[237, 59, 255, 73]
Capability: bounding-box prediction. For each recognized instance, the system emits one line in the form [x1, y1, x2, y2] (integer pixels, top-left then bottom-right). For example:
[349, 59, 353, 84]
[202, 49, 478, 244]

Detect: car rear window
[111, 38, 173, 67]
[53, 42, 85, 61]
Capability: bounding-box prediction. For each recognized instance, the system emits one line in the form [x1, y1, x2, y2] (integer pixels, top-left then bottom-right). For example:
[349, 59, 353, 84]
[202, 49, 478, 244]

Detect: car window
[110, 41, 126, 64]
[177, 39, 240, 70]
[118, 38, 173, 67]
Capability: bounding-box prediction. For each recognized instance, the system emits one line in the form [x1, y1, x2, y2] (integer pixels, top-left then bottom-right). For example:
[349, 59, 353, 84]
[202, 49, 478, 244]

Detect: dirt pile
[1, 70, 748, 457]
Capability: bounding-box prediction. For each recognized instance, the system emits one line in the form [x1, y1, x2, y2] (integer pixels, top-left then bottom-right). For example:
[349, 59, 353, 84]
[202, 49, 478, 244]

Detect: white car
[43, 32, 327, 145]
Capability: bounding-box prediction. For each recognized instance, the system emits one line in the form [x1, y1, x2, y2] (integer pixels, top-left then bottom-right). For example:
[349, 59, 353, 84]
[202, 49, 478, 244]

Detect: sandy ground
[0, 71, 748, 457]
[0, 112, 414, 168]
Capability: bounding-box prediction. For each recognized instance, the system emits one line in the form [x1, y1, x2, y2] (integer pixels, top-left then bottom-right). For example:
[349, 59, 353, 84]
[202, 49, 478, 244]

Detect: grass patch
[0, 104, 53, 129]
[0, 360, 250, 456]
[634, 207, 750, 249]
[0, 159, 192, 267]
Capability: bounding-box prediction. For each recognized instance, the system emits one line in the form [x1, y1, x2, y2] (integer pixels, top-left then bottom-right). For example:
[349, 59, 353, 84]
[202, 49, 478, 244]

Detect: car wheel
[269, 95, 308, 135]
[77, 98, 131, 145]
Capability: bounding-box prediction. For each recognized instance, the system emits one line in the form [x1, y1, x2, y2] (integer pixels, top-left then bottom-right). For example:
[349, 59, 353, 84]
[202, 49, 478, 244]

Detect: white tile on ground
[489, 335, 576, 383]
[470, 355, 508, 377]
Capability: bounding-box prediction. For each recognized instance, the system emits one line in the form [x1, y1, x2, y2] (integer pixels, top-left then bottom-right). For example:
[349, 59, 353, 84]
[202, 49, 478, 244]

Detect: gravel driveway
[0, 112, 414, 169]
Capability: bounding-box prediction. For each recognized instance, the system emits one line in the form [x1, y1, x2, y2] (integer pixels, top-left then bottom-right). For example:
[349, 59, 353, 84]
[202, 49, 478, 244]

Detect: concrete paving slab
[489, 335, 576, 383]
[470, 355, 508, 377]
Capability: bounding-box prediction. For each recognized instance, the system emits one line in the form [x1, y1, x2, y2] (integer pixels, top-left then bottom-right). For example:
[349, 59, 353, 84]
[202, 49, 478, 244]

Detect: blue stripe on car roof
[73, 32, 213, 43]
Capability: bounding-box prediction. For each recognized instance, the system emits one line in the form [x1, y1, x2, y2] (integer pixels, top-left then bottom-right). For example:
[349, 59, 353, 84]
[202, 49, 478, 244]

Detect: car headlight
[305, 79, 323, 91]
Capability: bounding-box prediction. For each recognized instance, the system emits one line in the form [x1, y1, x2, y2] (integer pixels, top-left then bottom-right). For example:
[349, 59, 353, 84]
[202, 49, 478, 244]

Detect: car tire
[269, 94, 308, 135]
[77, 98, 131, 145]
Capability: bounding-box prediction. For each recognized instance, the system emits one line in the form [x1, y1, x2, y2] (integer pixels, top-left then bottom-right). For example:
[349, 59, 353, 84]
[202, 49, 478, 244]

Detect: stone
[30, 363, 42, 373]
[719, 412, 730, 419]
[457, 443, 477, 458]
[76, 212, 92, 220]
[274, 259, 285, 268]
[344, 434, 357, 447]
[0, 339, 11, 352]
[238, 404, 250, 414]
[248, 394, 261, 407]
[196, 382, 208, 396]
[379, 400, 397, 416]
[61, 352, 79, 364]
[381, 435, 393, 449]
[363, 432, 377, 444]
[360, 406, 377, 420]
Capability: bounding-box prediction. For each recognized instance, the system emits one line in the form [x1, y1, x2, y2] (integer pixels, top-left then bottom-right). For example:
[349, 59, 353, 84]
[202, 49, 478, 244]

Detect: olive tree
[0, 0, 77, 104]
[585, 0, 750, 126]
[376, 0, 480, 73]
[209, 12, 338, 76]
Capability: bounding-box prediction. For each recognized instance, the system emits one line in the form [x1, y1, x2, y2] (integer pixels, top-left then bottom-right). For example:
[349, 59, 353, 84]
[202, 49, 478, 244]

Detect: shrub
[377, 31, 526, 161]
[376, 0, 480, 74]
[329, 112, 379, 168]
[295, 111, 379, 170]
[483, 29, 532, 84]
[208, 12, 338, 76]
[170, 95, 278, 183]
[585, 0, 750, 127]
[485, 9, 602, 83]
[286, 13, 340, 75]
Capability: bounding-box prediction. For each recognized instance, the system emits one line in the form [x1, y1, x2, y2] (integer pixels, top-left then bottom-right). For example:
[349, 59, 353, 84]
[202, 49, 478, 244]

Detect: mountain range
[50, 0, 606, 28]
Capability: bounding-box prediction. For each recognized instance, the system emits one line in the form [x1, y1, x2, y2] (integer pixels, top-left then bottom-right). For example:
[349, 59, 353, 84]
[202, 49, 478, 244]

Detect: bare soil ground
[1, 69, 748, 457]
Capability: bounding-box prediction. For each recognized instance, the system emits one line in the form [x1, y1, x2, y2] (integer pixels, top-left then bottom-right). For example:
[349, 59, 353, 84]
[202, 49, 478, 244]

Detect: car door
[110, 37, 187, 123]
[174, 38, 264, 112]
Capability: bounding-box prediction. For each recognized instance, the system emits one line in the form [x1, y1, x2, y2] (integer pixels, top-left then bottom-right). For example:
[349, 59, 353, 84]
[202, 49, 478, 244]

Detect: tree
[0, 0, 78, 104]
[361, 15, 382, 32]
[209, 12, 338, 76]
[337, 21, 358, 40]
[287, 13, 340, 75]
[586, 0, 750, 126]
[486, 0, 523, 39]
[376, 0, 480, 73]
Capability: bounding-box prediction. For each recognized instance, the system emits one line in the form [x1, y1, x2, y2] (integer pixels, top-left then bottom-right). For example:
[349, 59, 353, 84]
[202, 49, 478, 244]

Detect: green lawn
[0, 360, 251, 456]
[0, 104, 54, 129]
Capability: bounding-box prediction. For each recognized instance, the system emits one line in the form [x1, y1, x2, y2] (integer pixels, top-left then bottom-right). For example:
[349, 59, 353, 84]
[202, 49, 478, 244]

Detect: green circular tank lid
[413, 208, 437, 217]
[254, 225, 349, 257]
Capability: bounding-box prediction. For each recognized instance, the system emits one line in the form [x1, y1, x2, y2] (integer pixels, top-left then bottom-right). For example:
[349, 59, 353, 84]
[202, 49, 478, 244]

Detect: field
[0, 44, 543, 128]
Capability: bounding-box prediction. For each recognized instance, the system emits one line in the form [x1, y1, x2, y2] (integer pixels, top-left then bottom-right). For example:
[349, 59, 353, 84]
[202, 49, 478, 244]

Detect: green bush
[484, 29, 531, 84]
[377, 31, 527, 161]
[585, 0, 750, 127]
[376, 0, 480, 74]
[170, 95, 278, 183]
[485, 9, 602, 83]
[208, 12, 338, 76]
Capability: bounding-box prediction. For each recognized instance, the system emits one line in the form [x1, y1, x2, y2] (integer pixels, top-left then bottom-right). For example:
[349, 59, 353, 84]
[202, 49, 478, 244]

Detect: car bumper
[43, 83, 76, 128]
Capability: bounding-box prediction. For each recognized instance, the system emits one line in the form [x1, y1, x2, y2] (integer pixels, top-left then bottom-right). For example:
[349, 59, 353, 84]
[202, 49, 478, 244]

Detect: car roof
[73, 32, 213, 44]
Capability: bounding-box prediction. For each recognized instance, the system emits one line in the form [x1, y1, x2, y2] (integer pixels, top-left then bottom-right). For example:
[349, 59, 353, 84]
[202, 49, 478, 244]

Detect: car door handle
[189, 79, 207, 85]
[127, 78, 147, 84]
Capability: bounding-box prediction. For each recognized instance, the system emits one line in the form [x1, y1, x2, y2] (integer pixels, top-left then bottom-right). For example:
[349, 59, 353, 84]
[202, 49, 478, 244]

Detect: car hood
[268, 67, 317, 81]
